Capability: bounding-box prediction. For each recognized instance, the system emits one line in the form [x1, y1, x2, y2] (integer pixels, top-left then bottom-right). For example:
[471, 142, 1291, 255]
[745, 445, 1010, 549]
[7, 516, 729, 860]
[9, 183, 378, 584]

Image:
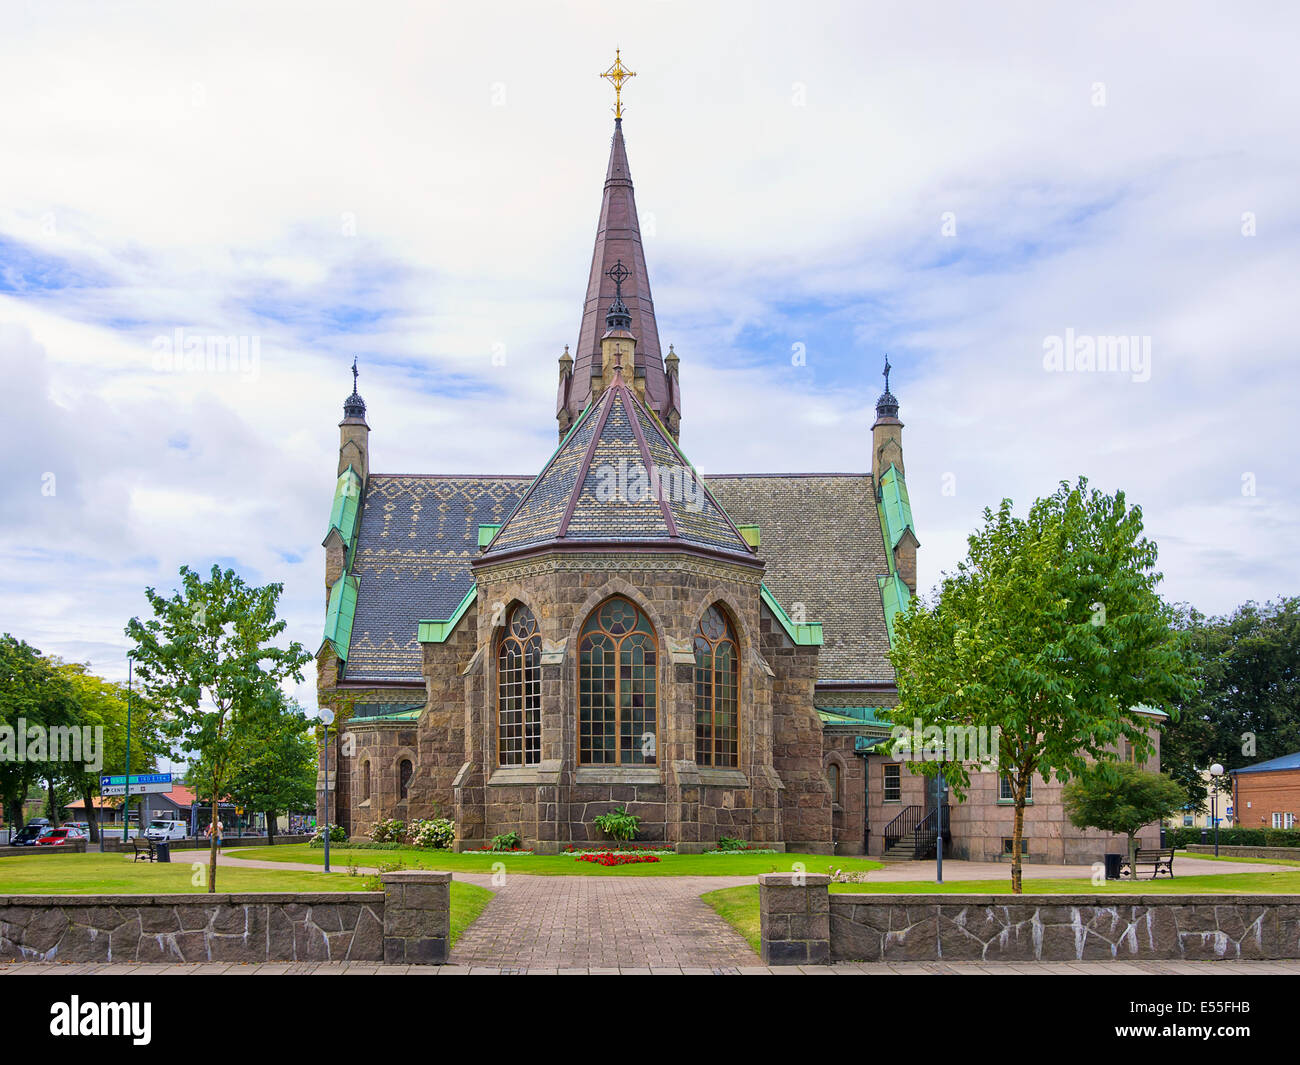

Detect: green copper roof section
[760, 583, 823, 646]
[327, 465, 363, 547]
[815, 706, 894, 728]
[417, 587, 476, 643]
[477, 523, 501, 548]
[738, 524, 760, 549]
[351, 708, 423, 723]
[321, 573, 359, 661]
[878, 573, 910, 647]
[878, 463, 916, 551]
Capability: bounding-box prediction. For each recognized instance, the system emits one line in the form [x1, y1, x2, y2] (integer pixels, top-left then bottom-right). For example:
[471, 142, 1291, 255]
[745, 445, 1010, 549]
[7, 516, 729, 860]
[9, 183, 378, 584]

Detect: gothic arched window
[361, 760, 371, 802]
[398, 759, 413, 800]
[578, 596, 657, 765]
[498, 604, 542, 766]
[694, 605, 739, 767]
[827, 762, 841, 805]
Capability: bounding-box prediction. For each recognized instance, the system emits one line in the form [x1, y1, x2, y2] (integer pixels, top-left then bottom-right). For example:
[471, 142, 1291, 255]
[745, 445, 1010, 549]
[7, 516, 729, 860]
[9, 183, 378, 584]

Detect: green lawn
[702, 870, 1300, 954]
[1176, 849, 1300, 868]
[232, 844, 884, 878]
[0, 852, 492, 947]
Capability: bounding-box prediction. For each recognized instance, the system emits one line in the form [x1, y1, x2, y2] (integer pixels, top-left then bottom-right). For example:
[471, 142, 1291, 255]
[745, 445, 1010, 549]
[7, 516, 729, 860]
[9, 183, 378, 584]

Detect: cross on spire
[600, 49, 636, 119]
[605, 258, 630, 298]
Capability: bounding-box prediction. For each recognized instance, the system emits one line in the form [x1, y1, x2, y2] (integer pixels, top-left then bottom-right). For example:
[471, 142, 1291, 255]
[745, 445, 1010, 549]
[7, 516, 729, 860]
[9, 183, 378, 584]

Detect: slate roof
[344, 474, 529, 681]
[704, 474, 896, 684]
[485, 375, 753, 559]
[339, 468, 897, 687]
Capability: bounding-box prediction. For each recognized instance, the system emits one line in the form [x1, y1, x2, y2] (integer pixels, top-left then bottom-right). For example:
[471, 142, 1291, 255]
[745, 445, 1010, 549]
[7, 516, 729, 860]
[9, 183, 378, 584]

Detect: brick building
[314, 100, 1165, 862]
[1232, 751, 1300, 831]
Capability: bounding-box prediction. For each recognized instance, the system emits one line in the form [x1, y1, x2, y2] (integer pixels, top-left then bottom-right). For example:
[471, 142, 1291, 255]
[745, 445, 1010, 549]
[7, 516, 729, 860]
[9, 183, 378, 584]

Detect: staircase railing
[883, 805, 924, 853]
[912, 804, 952, 860]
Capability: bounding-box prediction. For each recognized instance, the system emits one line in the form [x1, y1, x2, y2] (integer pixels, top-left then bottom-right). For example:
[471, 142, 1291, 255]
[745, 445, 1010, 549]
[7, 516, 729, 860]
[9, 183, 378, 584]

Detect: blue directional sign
[99, 772, 173, 797]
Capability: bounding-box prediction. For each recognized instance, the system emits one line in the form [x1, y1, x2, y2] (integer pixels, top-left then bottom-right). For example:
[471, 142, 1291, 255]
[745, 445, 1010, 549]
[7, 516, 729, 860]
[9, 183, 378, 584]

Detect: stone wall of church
[454, 550, 786, 852]
[762, 612, 833, 854]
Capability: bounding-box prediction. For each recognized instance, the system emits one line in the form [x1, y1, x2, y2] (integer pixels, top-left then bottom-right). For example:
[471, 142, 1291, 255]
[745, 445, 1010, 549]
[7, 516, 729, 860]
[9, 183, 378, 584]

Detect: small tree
[889, 478, 1196, 892]
[125, 565, 310, 892]
[225, 692, 316, 845]
[1063, 762, 1186, 871]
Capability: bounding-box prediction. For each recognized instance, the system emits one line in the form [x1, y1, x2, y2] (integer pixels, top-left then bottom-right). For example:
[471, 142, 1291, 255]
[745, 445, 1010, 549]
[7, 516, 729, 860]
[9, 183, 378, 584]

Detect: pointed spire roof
[559, 118, 672, 430]
[496, 370, 750, 561]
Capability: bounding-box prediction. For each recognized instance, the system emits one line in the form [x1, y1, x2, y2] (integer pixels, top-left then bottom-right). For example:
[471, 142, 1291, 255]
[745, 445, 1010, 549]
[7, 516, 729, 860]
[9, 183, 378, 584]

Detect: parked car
[65, 821, 90, 833]
[8, 824, 52, 846]
[36, 827, 87, 847]
[144, 819, 188, 841]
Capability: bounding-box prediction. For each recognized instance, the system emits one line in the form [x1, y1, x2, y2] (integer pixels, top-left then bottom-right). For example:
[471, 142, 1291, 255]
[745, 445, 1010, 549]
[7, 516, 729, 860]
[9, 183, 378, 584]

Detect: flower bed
[575, 853, 662, 866]
[704, 848, 778, 855]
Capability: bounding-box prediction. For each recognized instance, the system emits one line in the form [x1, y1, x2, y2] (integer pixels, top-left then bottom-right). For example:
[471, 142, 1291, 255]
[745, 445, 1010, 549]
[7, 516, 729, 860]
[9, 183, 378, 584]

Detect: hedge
[1167, 826, 1300, 848]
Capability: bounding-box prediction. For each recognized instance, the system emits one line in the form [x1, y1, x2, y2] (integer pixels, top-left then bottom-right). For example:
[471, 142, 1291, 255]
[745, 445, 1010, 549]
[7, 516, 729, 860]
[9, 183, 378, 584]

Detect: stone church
[314, 90, 1160, 862]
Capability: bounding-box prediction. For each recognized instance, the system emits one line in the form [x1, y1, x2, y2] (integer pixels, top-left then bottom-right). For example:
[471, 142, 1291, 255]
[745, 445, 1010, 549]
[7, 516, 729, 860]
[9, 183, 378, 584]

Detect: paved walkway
[447, 874, 755, 969]
[5, 959, 1299, 975]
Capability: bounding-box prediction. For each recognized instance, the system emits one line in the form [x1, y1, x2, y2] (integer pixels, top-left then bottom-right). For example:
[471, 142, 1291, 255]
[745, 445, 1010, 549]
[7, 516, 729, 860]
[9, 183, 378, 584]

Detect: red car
[36, 827, 88, 847]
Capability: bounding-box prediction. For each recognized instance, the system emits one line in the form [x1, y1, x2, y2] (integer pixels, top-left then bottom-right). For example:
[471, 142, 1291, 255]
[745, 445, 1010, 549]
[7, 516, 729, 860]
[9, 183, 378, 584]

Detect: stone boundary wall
[758, 874, 1300, 964]
[1183, 844, 1300, 861]
[1, 871, 453, 965]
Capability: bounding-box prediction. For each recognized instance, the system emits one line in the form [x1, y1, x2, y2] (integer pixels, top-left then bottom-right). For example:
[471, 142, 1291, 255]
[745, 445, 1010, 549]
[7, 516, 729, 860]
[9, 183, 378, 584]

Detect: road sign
[99, 772, 173, 797]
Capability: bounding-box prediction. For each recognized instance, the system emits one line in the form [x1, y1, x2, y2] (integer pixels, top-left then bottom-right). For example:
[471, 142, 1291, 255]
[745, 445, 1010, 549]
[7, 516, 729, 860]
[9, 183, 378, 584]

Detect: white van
[144, 819, 188, 841]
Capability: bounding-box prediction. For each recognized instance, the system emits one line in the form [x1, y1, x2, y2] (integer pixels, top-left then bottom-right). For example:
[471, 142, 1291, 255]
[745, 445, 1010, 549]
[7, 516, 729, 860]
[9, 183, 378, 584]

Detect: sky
[1, 0, 1297, 715]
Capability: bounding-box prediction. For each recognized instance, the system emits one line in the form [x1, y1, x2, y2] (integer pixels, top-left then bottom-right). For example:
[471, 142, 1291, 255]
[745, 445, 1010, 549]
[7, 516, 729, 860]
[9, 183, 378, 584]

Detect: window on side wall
[998, 774, 1032, 803]
[883, 763, 901, 803]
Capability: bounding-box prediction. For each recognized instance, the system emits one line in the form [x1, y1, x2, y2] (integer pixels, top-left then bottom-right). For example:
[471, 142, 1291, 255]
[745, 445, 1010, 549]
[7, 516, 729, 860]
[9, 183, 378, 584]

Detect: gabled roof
[486, 373, 753, 559]
[1233, 750, 1300, 774]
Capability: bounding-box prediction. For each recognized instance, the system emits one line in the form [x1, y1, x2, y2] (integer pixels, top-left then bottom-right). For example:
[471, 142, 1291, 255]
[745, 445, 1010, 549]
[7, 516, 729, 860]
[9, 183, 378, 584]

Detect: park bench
[1119, 847, 1174, 880]
[132, 837, 157, 863]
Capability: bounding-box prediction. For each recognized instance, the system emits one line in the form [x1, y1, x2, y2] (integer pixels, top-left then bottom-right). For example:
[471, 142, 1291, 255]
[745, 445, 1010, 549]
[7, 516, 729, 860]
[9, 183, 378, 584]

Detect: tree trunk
[83, 786, 100, 843]
[265, 810, 277, 846]
[1011, 783, 1027, 894]
[46, 777, 61, 827]
[1127, 830, 1138, 878]
[208, 791, 219, 894]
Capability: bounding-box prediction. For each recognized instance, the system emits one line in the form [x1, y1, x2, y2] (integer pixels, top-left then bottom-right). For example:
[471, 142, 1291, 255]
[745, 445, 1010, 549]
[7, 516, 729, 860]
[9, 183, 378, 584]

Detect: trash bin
[1103, 853, 1124, 880]
[155, 839, 171, 863]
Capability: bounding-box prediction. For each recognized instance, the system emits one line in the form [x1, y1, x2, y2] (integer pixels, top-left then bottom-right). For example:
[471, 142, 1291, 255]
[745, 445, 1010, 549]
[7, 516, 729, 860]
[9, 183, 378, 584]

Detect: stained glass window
[578, 597, 657, 765]
[694, 605, 739, 767]
[498, 604, 542, 766]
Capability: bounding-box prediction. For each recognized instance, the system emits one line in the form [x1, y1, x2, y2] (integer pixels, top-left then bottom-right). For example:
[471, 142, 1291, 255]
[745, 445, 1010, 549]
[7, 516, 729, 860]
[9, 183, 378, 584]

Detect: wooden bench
[131, 837, 157, 863]
[1120, 847, 1174, 880]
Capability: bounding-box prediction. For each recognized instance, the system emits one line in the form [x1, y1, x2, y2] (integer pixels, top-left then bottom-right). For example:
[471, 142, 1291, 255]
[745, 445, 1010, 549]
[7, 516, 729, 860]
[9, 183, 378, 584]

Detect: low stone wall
[1184, 844, 1300, 861]
[758, 874, 1300, 964]
[0, 871, 452, 965]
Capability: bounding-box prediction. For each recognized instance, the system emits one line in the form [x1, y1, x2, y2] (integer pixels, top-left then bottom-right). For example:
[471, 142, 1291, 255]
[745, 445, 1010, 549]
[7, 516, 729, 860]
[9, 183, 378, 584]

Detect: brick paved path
[447, 873, 756, 969]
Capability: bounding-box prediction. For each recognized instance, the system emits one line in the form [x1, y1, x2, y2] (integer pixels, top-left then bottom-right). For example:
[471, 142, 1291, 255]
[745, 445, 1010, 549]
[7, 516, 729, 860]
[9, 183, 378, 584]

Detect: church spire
[558, 51, 672, 438]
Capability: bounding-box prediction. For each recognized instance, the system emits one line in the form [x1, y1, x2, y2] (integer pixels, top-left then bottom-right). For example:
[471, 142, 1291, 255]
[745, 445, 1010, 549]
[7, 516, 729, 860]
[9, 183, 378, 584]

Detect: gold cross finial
[600, 49, 636, 119]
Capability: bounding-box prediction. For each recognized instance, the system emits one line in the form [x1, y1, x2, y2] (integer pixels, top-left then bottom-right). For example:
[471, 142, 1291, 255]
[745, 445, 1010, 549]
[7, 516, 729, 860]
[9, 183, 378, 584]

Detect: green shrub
[592, 806, 640, 842]
[490, 831, 522, 851]
[1168, 826, 1300, 849]
[370, 818, 407, 844]
[408, 817, 455, 850]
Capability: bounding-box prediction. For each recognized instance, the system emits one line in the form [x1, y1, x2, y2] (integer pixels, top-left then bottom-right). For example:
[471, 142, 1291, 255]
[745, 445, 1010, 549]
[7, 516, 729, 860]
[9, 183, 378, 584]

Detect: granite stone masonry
[1, 873, 454, 965]
[759, 877, 1300, 965]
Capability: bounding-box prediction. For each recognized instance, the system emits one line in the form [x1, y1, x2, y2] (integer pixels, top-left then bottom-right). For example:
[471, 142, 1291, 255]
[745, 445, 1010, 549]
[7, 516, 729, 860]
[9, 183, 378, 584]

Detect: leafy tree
[888, 478, 1196, 892]
[1063, 762, 1187, 871]
[1163, 598, 1300, 809]
[0, 636, 75, 831]
[125, 565, 311, 892]
[222, 691, 316, 845]
[51, 661, 165, 843]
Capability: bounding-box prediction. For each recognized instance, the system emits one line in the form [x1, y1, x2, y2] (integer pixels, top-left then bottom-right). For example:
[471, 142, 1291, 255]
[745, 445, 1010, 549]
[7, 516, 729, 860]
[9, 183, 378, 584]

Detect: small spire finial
[343, 357, 366, 420]
[875, 354, 899, 420]
[600, 49, 636, 120]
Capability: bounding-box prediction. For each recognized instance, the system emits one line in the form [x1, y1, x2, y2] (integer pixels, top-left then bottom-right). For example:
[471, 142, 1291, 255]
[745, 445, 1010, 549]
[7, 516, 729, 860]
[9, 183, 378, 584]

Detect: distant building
[1163, 768, 1234, 830]
[1232, 751, 1300, 831]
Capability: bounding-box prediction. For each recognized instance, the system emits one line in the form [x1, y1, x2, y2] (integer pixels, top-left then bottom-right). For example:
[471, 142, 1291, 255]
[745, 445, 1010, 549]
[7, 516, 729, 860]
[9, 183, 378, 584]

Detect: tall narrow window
[578, 597, 657, 765]
[498, 604, 542, 766]
[361, 760, 371, 802]
[694, 605, 739, 767]
[398, 759, 413, 800]
[883, 763, 901, 803]
[827, 762, 841, 804]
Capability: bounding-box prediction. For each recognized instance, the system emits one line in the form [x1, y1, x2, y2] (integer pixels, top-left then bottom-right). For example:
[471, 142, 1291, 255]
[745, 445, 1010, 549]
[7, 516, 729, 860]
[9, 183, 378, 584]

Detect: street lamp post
[1209, 763, 1225, 858]
[319, 708, 335, 873]
[123, 653, 134, 844]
